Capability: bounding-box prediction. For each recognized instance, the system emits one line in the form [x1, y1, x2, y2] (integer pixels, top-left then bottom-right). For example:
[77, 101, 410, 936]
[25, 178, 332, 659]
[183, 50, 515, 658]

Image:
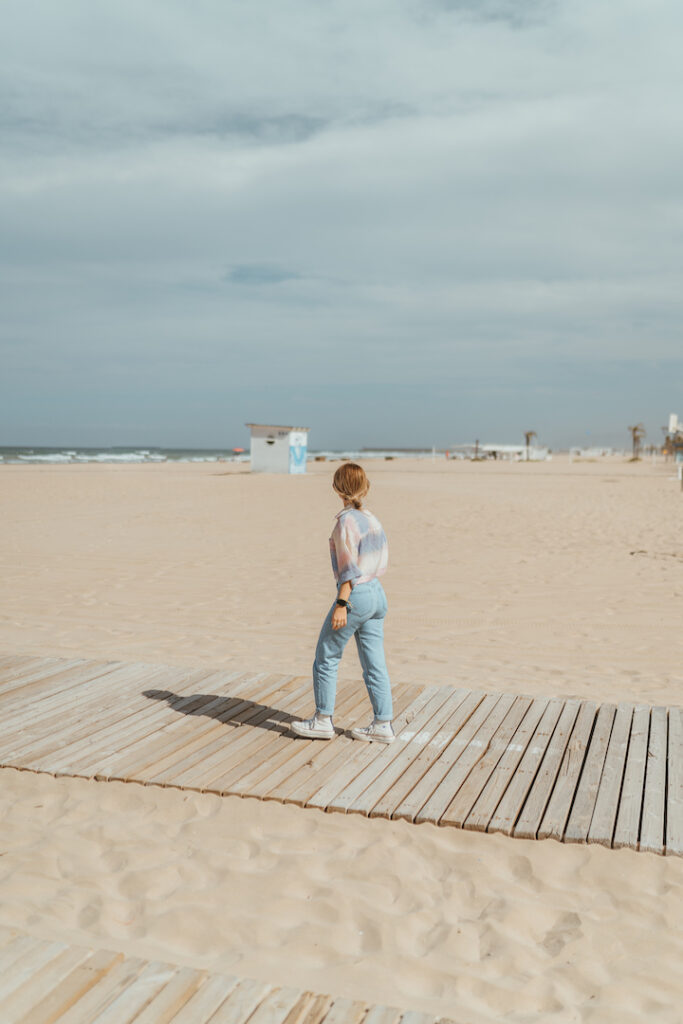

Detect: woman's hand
[331, 606, 347, 631]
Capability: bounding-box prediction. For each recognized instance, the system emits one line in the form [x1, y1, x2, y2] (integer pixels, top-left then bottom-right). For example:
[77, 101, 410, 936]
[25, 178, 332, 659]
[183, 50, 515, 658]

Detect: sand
[1, 455, 682, 1020]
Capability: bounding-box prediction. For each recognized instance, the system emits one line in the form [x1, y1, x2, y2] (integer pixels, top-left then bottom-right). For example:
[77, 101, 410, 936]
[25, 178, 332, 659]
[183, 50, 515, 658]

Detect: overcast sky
[1, 0, 681, 449]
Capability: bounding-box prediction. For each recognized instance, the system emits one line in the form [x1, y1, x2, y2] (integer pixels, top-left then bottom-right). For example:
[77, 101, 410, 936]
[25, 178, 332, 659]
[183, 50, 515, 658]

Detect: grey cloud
[1, 0, 682, 448]
[225, 264, 302, 286]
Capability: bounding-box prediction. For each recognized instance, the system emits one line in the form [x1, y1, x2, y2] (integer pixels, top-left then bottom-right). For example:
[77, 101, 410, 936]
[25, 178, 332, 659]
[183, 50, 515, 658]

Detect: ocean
[0, 446, 442, 465]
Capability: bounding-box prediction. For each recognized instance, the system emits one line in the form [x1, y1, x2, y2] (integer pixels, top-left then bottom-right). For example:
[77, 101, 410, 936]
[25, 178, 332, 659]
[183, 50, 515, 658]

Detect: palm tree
[524, 430, 537, 461]
[627, 423, 646, 459]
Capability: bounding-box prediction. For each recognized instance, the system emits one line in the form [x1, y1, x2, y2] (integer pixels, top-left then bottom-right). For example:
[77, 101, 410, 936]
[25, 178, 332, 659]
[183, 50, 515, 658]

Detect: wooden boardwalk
[0, 926, 441, 1024]
[0, 654, 681, 856]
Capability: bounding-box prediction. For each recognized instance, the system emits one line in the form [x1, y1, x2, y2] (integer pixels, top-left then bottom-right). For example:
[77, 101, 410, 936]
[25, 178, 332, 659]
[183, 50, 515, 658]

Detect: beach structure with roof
[245, 423, 309, 474]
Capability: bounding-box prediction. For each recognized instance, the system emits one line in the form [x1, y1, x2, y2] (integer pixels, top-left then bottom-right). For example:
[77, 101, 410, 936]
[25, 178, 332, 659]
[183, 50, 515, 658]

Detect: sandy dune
[1, 456, 682, 1020]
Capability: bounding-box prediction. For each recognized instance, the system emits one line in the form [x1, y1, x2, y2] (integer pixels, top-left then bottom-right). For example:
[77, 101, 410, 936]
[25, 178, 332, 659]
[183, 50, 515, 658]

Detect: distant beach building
[447, 443, 551, 461]
[245, 423, 309, 474]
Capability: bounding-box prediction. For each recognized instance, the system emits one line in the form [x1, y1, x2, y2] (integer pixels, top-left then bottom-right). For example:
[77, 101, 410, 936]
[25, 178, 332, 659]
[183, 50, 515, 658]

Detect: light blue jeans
[313, 577, 393, 720]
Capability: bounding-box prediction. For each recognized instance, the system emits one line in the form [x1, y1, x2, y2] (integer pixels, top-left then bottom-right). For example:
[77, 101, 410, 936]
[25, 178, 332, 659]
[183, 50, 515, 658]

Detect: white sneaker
[290, 715, 335, 740]
[350, 719, 395, 744]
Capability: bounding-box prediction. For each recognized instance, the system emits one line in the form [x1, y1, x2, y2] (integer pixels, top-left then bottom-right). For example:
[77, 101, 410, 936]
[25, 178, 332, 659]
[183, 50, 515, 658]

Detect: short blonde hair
[333, 463, 369, 509]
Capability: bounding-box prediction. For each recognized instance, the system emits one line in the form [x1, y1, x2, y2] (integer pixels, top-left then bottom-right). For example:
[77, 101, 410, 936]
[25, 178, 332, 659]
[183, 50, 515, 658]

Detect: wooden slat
[286, 993, 334, 1024]
[274, 684, 415, 808]
[0, 941, 69, 1003]
[51, 957, 148, 1024]
[304, 688, 441, 813]
[0, 660, 124, 722]
[440, 696, 533, 829]
[82, 669, 271, 779]
[537, 701, 600, 842]
[486, 698, 564, 835]
[141, 675, 304, 786]
[0, 947, 93, 1020]
[512, 700, 580, 840]
[415, 694, 517, 826]
[148, 973, 241, 1024]
[319, 998, 368, 1024]
[86, 962, 177, 1024]
[362, 1007, 401, 1024]
[639, 705, 667, 855]
[256, 687, 372, 802]
[392, 693, 499, 824]
[183, 974, 270, 1024]
[586, 703, 634, 848]
[563, 703, 616, 844]
[327, 688, 455, 815]
[1, 662, 190, 765]
[99, 966, 202, 1024]
[16, 948, 123, 1024]
[24, 666, 215, 774]
[0, 936, 48, 979]
[0, 657, 83, 691]
[347, 689, 472, 818]
[240, 986, 306, 1024]
[219, 681, 371, 800]
[464, 697, 548, 833]
[99, 672, 281, 782]
[668, 707, 683, 856]
[613, 705, 650, 850]
[161, 681, 312, 791]
[372, 691, 484, 821]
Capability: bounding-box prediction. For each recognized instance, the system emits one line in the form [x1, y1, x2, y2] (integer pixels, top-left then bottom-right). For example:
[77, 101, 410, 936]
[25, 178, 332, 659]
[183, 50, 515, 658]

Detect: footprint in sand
[542, 911, 583, 957]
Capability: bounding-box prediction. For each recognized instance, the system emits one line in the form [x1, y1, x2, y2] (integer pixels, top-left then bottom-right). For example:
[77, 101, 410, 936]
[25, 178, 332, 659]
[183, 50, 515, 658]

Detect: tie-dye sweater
[329, 507, 389, 586]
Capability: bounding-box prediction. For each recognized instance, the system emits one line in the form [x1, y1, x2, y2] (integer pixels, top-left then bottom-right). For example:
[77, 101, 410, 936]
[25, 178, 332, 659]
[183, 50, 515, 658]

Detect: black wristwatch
[335, 598, 348, 608]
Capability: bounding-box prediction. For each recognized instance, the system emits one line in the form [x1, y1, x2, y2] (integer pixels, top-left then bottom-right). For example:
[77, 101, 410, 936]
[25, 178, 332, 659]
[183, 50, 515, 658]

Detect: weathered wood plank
[667, 706, 683, 856]
[347, 689, 471, 818]
[537, 700, 600, 843]
[362, 1007, 402, 1024]
[415, 694, 517, 826]
[101, 672, 281, 783]
[51, 957, 148, 1024]
[391, 693, 499, 824]
[256, 688, 371, 802]
[17, 948, 123, 1024]
[0, 946, 92, 1020]
[318, 997, 368, 1024]
[563, 703, 616, 844]
[613, 705, 651, 850]
[147, 677, 308, 788]
[440, 696, 533, 829]
[464, 697, 549, 833]
[111, 966, 203, 1024]
[18, 666, 206, 774]
[585, 703, 633, 848]
[327, 688, 455, 815]
[304, 688, 441, 813]
[640, 705, 668, 855]
[274, 684, 416, 808]
[153, 973, 243, 1024]
[84, 670, 275, 780]
[287, 992, 334, 1024]
[487, 699, 564, 836]
[371, 691, 485, 821]
[170, 683, 314, 792]
[191, 977, 270, 1024]
[0, 662, 188, 764]
[512, 700, 580, 840]
[239, 986, 305, 1024]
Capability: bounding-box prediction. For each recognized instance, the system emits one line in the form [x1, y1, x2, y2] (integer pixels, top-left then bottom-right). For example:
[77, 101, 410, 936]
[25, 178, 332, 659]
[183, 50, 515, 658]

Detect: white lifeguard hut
[245, 423, 309, 474]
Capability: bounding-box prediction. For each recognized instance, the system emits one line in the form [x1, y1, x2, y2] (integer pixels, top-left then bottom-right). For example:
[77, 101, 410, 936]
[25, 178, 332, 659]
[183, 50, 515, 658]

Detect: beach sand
[1, 456, 682, 1020]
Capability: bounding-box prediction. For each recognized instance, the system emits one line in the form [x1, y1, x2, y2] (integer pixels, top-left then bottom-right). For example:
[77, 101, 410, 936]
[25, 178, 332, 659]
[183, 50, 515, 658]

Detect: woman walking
[291, 463, 395, 743]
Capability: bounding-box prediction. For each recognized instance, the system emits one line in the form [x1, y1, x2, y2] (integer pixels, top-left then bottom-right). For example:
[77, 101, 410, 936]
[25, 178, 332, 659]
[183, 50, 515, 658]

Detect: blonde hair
[333, 462, 369, 509]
